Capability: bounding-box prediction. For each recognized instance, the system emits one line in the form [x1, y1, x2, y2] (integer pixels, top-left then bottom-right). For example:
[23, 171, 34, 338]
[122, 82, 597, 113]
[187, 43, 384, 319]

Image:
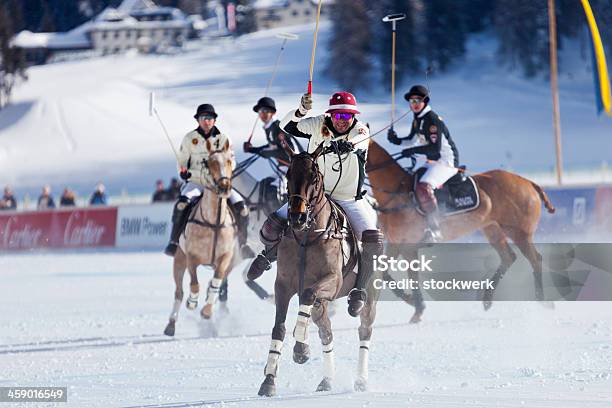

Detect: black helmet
[404, 85, 430, 102]
[253, 96, 276, 113]
[194, 103, 217, 119]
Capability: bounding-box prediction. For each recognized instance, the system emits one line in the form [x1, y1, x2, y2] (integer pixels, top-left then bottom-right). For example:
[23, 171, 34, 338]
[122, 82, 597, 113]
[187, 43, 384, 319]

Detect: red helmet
[326, 91, 360, 114]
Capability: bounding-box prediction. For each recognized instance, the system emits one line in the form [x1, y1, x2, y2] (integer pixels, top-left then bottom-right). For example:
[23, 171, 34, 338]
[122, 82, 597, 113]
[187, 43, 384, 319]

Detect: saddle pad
[415, 172, 480, 216]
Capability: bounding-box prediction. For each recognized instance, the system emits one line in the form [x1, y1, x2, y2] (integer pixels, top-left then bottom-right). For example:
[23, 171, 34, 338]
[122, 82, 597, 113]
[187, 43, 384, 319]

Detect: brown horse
[366, 140, 555, 313]
[257, 143, 378, 397]
[163, 138, 236, 336]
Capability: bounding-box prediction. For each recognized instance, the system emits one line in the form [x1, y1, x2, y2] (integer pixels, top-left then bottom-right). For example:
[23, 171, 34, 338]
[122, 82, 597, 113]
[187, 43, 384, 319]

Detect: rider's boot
[164, 196, 191, 256]
[348, 229, 384, 317]
[415, 182, 443, 243]
[247, 212, 287, 281]
[230, 200, 256, 259]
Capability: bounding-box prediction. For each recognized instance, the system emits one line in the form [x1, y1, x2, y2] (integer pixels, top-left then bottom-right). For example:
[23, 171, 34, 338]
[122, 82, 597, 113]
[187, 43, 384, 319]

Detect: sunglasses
[332, 113, 354, 121]
[408, 98, 424, 105]
[259, 108, 274, 113]
[198, 115, 215, 121]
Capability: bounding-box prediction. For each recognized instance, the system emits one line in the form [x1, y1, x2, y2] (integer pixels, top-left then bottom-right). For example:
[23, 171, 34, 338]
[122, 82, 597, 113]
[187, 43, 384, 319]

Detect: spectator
[89, 183, 108, 206]
[152, 179, 171, 202]
[37, 185, 56, 210]
[60, 187, 76, 207]
[167, 177, 181, 200]
[0, 186, 17, 210]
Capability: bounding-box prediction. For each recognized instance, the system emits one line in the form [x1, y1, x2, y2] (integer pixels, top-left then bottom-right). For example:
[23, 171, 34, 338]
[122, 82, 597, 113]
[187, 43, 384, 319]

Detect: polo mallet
[307, 0, 324, 94]
[247, 32, 299, 144]
[149, 92, 180, 162]
[382, 13, 406, 130]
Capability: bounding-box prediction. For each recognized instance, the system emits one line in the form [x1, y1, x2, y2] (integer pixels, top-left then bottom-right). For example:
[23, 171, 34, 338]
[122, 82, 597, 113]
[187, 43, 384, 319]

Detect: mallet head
[382, 13, 406, 23]
[275, 32, 299, 40]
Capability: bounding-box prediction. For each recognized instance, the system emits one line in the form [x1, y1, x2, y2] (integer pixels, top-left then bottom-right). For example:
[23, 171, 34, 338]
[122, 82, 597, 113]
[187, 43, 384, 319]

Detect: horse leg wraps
[357, 230, 385, 290]
[357, 340, 370, 381]
[264, 339, 283, 377]
[293, 304, 312, 344]
[169, 299, 181, 321]
[205, 278, 223, 305]
[259, 212, 287, 262]
[322, 341, 335, 380]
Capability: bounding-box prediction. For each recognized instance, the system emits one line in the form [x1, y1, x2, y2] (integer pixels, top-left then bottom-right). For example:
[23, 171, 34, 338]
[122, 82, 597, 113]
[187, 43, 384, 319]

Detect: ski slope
[0, 23, 611, 199]
[1, 250, 611, 407]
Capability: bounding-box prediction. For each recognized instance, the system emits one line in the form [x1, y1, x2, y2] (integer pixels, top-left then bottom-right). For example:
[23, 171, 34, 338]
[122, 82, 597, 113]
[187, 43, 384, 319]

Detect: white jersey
[279, 110, 370, 201]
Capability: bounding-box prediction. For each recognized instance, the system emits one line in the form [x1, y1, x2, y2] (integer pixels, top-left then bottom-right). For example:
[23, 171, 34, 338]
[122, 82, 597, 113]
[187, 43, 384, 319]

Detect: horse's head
[205, 138, 233, 197]
[284, 142, 325, 231]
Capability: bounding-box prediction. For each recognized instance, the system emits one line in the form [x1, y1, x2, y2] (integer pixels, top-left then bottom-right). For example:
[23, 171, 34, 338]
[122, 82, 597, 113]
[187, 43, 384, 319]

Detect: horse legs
[355, 290, 377, 391]
[482, 223, 517, 310]
[312, 300, 334, 392]
[292, 272, 339, 365]
[201, 253, 232, 319]
[386, 243, 425, 323]
[164, 248, 187, 336]
[185, 258, 200, 310]
[503, 227, 545, 302]
[258, 281, 293, 397]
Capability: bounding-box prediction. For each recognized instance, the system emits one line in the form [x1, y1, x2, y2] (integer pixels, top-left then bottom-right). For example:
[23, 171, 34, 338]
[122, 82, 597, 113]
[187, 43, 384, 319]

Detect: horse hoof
[409, 311, 423, 324]
[258, 374, 276, 397]
[292, 342, 310, 364]
[354, 378, 368, 392]
[163, 320, 175, 337]
[316, 377, 332, 392]
[201, 305, 213, 319]
[539, 301, 555, 309]
[483, 300, 492, 311]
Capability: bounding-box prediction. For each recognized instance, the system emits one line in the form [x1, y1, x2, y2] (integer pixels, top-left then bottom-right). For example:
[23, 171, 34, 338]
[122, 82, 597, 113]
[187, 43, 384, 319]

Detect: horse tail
[531, 181, 555, 214]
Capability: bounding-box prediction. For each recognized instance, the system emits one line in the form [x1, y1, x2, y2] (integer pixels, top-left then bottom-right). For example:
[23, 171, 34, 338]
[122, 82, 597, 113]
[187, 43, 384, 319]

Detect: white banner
[115, 203, 173, 248]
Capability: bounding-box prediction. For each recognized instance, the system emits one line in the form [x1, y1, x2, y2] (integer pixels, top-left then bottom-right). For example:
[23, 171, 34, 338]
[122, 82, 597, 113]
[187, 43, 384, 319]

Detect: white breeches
[180, 181, 242, 203]
[275, 195, 378, 240]
[419, 162, 458, 189]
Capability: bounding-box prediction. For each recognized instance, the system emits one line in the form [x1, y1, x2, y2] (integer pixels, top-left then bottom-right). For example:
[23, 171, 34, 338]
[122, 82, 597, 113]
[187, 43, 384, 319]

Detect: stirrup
[164, 241, 178, 257]
[419, 228, 442, 244]
[347, 288, 367, 317]
[247, 253, 271, 281]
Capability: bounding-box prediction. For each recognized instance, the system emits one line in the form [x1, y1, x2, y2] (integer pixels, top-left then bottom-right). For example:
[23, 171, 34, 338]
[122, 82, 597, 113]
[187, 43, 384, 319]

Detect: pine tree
[493, 0, 549, 77]
[325, 0, 372, 92]
[371, 0, 419, 91]
[0, 1, 27, 109]
[423, 0, 467, 72]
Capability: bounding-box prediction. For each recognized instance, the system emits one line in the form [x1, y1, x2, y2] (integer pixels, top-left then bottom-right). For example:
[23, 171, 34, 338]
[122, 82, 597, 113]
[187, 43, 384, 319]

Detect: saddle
[414, 167, 480, 216]
[328, 200, 360, 279]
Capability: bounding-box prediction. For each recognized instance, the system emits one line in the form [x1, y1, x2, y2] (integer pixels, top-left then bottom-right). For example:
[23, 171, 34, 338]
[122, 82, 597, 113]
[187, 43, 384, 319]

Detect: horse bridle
[202, 149, 232, 195]
[287, 153, 326, 230]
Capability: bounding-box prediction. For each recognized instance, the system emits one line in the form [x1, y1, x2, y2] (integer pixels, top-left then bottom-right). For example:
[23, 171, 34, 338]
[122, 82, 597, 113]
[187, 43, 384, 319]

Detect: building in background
[252, 0, 331, 30]
[12, 0, 192, 65]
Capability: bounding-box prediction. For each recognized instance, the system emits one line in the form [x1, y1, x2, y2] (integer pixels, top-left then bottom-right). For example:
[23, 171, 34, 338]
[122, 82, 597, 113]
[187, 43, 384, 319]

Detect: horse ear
[223, 138, 230, 152]
[311, 141, 325, 160]
[281, 137, 295, 158]
[206, 139, 212, 152]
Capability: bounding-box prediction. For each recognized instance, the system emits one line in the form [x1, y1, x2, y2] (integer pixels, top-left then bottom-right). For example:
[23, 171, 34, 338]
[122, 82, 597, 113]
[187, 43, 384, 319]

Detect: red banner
[0, 207, 117, 250]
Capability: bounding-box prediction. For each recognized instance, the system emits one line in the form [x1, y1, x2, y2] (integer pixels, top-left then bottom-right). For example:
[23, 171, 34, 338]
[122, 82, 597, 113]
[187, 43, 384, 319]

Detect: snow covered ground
[0, 23, 611, 201]
[1, 250, 611, 407]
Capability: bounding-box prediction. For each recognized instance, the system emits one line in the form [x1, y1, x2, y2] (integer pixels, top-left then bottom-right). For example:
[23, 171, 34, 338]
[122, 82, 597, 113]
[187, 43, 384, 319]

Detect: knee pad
[231, 200, 249, 218]
[415, 182, 436, 213]
[176, 195, 191, 211]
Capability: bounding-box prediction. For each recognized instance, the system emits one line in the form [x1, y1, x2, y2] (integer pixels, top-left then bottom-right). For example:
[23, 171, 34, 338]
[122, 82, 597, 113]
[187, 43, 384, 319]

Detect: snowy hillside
[0, 22, 611, 199]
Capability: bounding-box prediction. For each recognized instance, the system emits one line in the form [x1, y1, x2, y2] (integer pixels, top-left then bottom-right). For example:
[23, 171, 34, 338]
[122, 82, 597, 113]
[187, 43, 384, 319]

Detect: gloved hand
[387, 128, 402, 145]
[243, 141, 253, 153]
[335, 139, 354, 154]
[179, 167, 192, 181]
[298, 93, 312, 116]
[406, 153, 428, 171]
